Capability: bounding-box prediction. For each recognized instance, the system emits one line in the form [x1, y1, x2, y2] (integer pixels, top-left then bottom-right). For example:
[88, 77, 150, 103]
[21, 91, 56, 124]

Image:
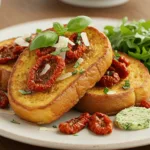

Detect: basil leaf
[30, 31, 58, 51]
[53, 22, 67, 35]
[103, 87, 109, 94]
[67, 16, 92, 32]
[19, 90, 32, 95]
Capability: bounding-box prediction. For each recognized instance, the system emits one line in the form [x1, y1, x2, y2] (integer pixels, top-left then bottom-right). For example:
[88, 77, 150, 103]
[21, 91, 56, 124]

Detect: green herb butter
[115, 107, 150, 130]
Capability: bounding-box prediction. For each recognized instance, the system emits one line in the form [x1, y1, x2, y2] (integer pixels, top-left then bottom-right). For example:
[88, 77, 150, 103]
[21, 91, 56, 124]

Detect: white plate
[0, 17, 150, 150]
[60, 0, 129, 8]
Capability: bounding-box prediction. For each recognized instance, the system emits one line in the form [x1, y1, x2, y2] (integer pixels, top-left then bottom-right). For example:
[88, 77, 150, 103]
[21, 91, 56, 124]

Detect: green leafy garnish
[104, 17, 150, 71]
[36, 28, 42, 34]
[25, 37, 31, 42]
[73, 134, 78, 136]
[76, 33, 82, 45]
[67, 16, 92, 33]
[11, 119, 20, 124]
[79, 69, 85, 74]
[30, 31, 58, 51]
[122, 80, 130, 90]
[103, 87, 109, 94]
[19, 90, 32, 95]
[51, 47, 69, 56]
[114, 50, 121, 60]
[52, 125, 57, 128]
[74, 61, 80, 68]
[53, 22, 67, 35]
[72, 70, 78, 75]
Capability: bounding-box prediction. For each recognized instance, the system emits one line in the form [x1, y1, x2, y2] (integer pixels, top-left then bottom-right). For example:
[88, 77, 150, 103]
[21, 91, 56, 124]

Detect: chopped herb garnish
[76, 33, 82, 45]
[11, 119, 20, 124]
[72, 70, 78, 75]
[106, 71, 114, 76]
[36, 28, 42, 34]
[60, 47, 69, 52]
[19, 90, 32, 95]
[122, 80, 130, 90]
[51, 47, 69, 56]
[73, 134, 78, 136]
[79, 69, 85, 74]
[52, 125, 57, 128]
[25, 37, 31, 42]
[114, 50, 121, 60]
[74, 61, 80, 68]
[103, 87, 109, 94]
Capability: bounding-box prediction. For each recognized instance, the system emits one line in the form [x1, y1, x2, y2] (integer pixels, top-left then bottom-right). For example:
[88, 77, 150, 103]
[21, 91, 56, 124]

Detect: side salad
[104, 17, 150, 71]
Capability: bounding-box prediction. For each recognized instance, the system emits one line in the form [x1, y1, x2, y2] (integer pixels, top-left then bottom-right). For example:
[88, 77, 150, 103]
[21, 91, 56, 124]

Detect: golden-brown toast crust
[75, 52, 150, 115]
[8, 27, 113, 124]
[0, 38, 16, 91]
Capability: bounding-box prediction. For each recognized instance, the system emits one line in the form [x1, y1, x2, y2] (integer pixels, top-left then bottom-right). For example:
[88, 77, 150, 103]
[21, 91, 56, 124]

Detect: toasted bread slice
[75, 52, 150, 115]
[8, 27, 113, 124]
[0, 38, 16, 91]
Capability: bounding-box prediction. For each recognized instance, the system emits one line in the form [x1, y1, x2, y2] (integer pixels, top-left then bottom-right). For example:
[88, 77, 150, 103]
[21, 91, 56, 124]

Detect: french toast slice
[8, 27, 113, 124]
[75, 52, 150, 115]
[0, 38, 16, 91]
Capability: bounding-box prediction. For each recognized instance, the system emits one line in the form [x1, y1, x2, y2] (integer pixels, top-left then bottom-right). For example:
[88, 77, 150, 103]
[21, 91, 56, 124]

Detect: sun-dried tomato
[27, 54, 65, 92]
[36, 47, 55, 57]
[98, 72, 120, 87]
[59, 113, 90, 134]
[0, 90, 9, 109]
[140, 100, 150, 108]
[112, 59, 129, 79]
[88, 112, 113, 135]
[118, 56, 130, 67]
[66, 33, 87, 63]
[0, 44, 25, 64]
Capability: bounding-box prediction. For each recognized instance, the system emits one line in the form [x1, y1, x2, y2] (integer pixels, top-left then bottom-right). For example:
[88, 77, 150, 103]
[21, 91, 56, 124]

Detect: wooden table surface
[0, 0, 150, 149]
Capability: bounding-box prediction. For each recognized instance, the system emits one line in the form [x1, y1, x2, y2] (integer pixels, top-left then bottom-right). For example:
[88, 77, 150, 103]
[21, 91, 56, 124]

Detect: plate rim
[0, 17, 150, 150]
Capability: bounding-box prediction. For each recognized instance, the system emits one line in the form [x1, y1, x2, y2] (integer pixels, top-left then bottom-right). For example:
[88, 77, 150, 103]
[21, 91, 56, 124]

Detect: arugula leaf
[104, 17, 150, 71]
[30, 31, 58, 50]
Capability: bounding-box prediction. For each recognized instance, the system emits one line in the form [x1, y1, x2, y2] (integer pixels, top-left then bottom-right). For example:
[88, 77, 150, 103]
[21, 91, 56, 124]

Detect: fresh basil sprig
[53, 22, 67, 35]
[67, 16, 92, 32]
[30, 31, 58, 51]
